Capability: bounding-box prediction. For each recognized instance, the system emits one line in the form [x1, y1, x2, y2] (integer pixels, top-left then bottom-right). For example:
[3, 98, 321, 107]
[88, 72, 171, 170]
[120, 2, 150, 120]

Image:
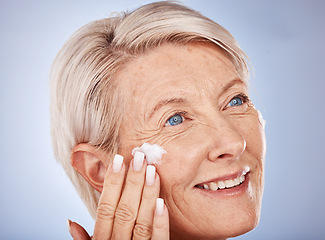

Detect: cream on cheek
[257, 109, 266, 129]
[132, 142, 167, 164]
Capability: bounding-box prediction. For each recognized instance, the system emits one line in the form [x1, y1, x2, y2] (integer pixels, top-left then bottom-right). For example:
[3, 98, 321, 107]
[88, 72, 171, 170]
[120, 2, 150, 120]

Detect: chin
[169, 196, 262, 240]
[223, 209, 261, 238]
[170, 213, 260, 240]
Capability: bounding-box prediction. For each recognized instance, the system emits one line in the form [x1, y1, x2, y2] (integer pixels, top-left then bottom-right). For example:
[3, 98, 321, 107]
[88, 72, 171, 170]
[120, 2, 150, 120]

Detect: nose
[206, 119, 246, 162]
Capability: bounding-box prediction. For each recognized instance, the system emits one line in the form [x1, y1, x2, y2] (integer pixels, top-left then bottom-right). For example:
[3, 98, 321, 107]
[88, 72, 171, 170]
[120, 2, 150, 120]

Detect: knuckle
[133, 222, 152, 239]
[96, 202, 115, 221]
[141, 189, 154, 201]
[127, 176, 143, 187]
[154, 221, 168, 231]
[115, 204, 136, 224]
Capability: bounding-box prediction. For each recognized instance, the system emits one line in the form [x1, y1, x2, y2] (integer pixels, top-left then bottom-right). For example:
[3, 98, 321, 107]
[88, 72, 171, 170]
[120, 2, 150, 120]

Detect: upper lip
[194, 167, 250, 187]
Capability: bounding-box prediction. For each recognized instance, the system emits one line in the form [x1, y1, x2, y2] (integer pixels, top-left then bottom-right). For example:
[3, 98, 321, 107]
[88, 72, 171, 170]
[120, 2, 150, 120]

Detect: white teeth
[233, 177, 240, 186]
[209, 182, 218, 191]
[199, 173, 247, 191]
[218, 181, 225, 189]
[240, 175, 245, 183]
[225, 179, 235, 188]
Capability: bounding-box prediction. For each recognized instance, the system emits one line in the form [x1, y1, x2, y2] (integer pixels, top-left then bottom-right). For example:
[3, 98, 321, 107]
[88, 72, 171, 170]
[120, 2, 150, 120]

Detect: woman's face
[117, 42, 266, 240]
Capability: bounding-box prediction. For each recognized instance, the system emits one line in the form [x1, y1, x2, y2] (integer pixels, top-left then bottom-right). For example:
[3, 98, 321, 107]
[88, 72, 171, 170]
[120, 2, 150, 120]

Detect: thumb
[67, 219, 92, 240]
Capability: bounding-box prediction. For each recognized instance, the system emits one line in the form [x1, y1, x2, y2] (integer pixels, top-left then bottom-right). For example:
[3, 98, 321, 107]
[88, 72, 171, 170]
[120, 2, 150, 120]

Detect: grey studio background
[1, 0, 324, 239]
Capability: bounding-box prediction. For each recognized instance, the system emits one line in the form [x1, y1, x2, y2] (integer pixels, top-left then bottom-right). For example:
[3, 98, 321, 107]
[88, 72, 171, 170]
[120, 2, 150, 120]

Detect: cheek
[232, 110, 266, 163]
[157, 142, 200, 185]
[155, 129, 207, 195]
[244, 121, 266, 161]
[234, 113, 266, 196]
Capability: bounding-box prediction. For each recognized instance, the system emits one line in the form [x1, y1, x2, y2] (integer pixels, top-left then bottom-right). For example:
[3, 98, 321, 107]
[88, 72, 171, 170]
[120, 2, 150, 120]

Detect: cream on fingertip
[112, 154, 123, 173]
[132, 143, 166, 165]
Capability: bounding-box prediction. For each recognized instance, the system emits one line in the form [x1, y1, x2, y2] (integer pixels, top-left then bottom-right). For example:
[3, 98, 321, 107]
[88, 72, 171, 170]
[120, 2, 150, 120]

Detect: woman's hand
[67, 153, 169, 240]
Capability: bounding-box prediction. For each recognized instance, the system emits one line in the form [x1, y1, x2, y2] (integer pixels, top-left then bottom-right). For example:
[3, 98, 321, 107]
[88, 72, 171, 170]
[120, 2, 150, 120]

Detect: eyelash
[164, 111, 188, 127]
[164, 94, 250, 127]
[225, 93, 250, 109]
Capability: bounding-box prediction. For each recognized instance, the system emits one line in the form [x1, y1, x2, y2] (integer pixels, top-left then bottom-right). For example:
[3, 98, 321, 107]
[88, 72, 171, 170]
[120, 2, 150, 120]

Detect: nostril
[207, 136, 245, 162]
[218, 153, 233, 160]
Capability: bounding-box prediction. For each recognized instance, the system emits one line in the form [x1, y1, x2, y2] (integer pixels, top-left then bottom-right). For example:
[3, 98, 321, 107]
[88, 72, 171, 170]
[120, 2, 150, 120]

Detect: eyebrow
[148, 79, 246, 119]
[221, 79, 247, 95]
[149, 98, 188, 119]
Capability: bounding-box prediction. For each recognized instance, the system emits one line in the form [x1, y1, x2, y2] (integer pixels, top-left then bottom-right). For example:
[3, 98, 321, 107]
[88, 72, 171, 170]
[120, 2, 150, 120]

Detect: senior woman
[50, 1, 266, 239]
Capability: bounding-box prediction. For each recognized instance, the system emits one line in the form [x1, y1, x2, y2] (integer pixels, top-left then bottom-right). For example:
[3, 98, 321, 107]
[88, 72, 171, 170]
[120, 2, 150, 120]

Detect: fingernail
[133, 151, 144, 171]
[156, 198, 164, 216]
[112, 154, 123, 173]
[67, 219, 71, 234]
[146, 165, 156, 186]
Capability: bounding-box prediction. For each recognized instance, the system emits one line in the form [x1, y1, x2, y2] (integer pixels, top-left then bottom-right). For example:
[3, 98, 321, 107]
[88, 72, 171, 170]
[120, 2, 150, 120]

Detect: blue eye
[165, 114, 183, 126]
[227, 96, 243, 107]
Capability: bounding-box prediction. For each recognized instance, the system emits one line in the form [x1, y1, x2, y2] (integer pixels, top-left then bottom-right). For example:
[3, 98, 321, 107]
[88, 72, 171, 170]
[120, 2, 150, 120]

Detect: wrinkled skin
[115, 42, 266, 240]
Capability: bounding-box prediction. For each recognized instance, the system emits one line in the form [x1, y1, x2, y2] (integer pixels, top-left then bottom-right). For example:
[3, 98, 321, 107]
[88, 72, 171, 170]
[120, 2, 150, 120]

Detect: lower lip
[194, 173, 250, 198]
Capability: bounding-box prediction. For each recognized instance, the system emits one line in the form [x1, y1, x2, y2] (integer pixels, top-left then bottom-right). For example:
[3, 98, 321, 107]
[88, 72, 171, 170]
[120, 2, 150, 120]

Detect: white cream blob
[132, 143, 167, 164]
[257, 109, 266, 129]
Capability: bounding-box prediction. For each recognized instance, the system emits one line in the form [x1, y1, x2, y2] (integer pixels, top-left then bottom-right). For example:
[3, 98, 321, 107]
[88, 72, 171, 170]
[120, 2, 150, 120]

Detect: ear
[71, 143, 108, 193]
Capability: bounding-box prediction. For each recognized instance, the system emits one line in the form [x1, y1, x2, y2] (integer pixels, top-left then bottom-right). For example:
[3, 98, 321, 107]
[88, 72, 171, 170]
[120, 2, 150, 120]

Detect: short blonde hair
[50, 1, 249, 219]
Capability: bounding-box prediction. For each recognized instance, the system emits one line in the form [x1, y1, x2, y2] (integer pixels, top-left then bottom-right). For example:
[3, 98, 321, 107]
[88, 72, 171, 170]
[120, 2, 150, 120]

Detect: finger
[93, 154, 126, 240]
[68, 219, 91, 240]
[110, 152, 147, 239]
[151, 198, 170, 240]
[133, 166, 160, 240]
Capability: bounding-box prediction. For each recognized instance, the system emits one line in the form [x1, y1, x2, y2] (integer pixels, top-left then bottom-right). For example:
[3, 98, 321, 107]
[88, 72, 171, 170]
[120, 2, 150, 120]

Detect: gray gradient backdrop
[1, 0, 324, 239]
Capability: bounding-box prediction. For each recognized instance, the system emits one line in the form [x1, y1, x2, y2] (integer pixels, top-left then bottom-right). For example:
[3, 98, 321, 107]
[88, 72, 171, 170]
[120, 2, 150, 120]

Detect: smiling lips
[195, 171, 248, 191]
